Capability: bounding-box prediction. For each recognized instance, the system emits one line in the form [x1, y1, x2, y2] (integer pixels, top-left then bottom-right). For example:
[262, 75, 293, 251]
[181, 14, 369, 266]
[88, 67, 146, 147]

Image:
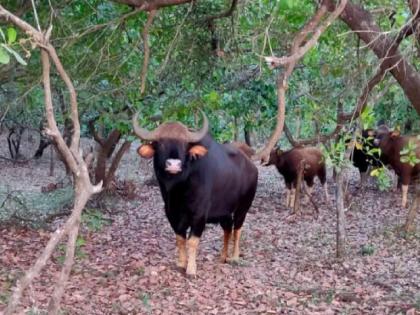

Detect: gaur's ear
[390, 130, 400, 138]
[189, 145, 208, 159]
[137, 144, 155, 159]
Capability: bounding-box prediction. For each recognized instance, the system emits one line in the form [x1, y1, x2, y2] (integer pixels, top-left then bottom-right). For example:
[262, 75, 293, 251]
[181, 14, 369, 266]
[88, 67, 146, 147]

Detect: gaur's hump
[300, 147, 323, 156]
[223, 143, 240, 157]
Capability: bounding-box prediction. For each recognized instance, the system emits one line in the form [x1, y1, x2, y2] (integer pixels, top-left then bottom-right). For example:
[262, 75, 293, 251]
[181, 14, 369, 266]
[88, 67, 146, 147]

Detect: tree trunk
[93, 129, 122, 186]
[233, 117, 238, 141]
[7, 126, 24, 160]
[335, 170, 346, 258]
[34, 135, 52, 159]
[324, 0, 420, 115]
[103, 141, 132, 189]
[244, 127, 252, 147]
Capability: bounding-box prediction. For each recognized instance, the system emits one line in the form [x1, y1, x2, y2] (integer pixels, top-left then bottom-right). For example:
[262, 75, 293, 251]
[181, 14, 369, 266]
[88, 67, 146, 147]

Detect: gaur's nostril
[166, 159, 180, 167]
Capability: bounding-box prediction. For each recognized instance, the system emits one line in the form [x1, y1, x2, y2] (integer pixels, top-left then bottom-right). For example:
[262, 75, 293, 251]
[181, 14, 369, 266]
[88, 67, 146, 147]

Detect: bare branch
[47, 220, 81, 314]
[30, 0, 41, 31]
[264, 0, 347, 69]
[257, 1, 347, 162]
[45, 44, 81, 157]
[88, 119, 105, 146]
[140, 10, 157, 95]
[0, 5, 43, 43]
[40, 49, 79, 174]
[113, 0, 192, 11]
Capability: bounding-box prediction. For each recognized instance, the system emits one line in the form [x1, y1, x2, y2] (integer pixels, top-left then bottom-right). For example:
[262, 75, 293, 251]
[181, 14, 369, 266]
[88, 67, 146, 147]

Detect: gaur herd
[132, 113, 419, 276]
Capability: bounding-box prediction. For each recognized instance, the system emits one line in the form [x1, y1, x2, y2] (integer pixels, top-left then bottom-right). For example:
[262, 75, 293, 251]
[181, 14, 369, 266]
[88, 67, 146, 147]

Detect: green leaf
[7, 27, 17, 44]
[0, 44, 27, 65]
[370, 169, 380, 177]
[0, 46, 10, 64]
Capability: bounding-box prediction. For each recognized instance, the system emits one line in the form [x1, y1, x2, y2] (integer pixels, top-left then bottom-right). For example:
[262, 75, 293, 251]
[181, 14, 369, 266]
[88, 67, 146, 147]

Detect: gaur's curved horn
[132, 112, 159, 141]
[186, 110, 209, 143]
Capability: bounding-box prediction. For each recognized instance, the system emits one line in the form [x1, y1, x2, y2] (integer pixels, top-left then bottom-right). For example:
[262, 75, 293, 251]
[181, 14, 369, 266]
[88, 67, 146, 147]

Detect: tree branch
[104, 141, 132, 189]
[140, 9, 157, 95]
[47, 218, 80, 313]
[88, 119, 105, 146]
[257, 0, 346, 163]
[113, 0, 192, 11]
[45, 44, 81, 158]
[264, 0, 347, 69]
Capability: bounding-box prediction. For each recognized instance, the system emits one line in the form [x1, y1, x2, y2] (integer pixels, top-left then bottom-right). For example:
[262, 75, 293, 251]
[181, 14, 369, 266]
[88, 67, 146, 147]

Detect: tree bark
[94, 129, 121, 185]
[324, 0, 420, 115]
[244, 127, 252, 146]
[104, 141, 132, 188]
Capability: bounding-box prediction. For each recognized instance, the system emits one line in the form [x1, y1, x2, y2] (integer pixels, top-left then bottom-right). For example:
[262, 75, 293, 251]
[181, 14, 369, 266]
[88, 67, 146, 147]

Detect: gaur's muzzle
[165, 159, 182, 174]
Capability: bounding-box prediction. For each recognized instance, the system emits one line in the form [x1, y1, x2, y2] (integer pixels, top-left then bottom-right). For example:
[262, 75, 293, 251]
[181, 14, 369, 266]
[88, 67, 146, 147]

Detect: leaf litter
[0, 143, 419, 314]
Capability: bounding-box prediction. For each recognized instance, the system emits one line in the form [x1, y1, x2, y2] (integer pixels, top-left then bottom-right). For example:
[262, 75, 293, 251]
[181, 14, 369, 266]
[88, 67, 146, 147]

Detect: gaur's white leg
[230, 228, 242, 262]
[402, 185, 409, 208]
[305, 185, 313, 203]
[285, 189, 291, 208]
[360, 171, 368, 187]
[186, 236, 200, 276]
[176, 235, 187, 269]
[220, 230, 231, 262]
[324, 183, 330, 204]
[289, 188, 296, 208]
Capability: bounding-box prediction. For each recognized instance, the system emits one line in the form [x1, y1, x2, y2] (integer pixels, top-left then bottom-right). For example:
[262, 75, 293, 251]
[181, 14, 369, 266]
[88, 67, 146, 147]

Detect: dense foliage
[1, 0, 419, 146]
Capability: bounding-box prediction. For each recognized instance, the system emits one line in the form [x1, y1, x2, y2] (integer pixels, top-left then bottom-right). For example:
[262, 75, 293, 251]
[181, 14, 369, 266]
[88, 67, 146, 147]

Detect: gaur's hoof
[186, 264, 197, 277]
[177, 263, 187, 270]
[177, 258, 187, 270]
[186, 269, 197, 278]
[226, 256, 240, 265]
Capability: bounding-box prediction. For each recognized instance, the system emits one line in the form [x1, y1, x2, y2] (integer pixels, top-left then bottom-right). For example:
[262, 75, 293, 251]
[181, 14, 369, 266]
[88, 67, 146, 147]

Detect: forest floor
[0, 136, 419, 314]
